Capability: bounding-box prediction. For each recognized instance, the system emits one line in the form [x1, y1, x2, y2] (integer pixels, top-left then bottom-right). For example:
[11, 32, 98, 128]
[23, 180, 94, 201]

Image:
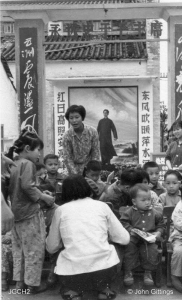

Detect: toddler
[121, 183, 165, 286]
[138, 169, 163, 210]
[143, 161, 166, 196]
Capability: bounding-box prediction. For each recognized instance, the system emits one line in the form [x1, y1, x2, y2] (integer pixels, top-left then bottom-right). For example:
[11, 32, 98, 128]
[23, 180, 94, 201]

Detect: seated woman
[46, 175, 130, 300]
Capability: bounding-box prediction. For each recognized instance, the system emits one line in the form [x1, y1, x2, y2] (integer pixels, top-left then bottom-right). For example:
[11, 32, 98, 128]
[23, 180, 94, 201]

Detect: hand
[152, 231, 161, 241]
[114, 138, 117, 141]
[1, 193, 14, 234]
[148, 183, 154, 189]
[43, 190, 53, 196]
[41, 194, 55, 206]
[130, 229, 138, 237]
[107, 171, 115, 184]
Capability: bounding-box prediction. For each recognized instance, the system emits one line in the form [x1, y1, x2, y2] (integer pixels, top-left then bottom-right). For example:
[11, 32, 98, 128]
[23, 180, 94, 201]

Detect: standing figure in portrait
[97, 109, 118, 166]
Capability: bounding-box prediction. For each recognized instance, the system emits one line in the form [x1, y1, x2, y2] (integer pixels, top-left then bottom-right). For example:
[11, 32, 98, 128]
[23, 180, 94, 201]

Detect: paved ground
[2, 268, 182, 300]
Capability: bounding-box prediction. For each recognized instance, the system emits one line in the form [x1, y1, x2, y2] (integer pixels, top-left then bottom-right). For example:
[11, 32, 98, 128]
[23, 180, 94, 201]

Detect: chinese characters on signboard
[20, 28, 38, 132]
[48, 20, 162, 41]
[151, 153, 167, 184]
[175, 24, 182, 120]
[54, 89, 68, 169]
[140, 90, 152, 164]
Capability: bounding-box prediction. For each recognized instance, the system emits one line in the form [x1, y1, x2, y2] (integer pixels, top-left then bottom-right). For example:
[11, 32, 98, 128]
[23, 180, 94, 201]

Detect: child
[121, 184, 165, 286]
[35, 163, 58, 229]
[99, 169, 144, 218]
[159, 170, 181, 207]
[35, 162, 47, 185]
[83, 160, 107, 199]
[143, 161, 166, 196]
[138, 169, 163, 210]
[44, 154, 66, 205]
[8, 129, 55, 294]
[169, 199, 182, 293]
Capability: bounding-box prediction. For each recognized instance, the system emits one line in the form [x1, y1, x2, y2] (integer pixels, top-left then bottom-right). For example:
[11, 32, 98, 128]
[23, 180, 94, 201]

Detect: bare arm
[62, 134, 77, 174]
[46, 207, 63, 254]
[107, 205, 130, 245]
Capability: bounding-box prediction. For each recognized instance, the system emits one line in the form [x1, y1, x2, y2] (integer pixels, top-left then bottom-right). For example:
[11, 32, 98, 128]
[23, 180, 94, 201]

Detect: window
[3, 23, 14, 34]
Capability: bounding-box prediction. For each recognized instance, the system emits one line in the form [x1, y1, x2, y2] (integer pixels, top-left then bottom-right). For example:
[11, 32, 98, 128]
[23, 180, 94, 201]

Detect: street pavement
[2, 272, 182, 300]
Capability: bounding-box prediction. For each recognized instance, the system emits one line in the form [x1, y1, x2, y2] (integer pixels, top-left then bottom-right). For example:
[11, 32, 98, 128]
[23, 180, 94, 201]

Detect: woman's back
[47, 197, 129, 275]
[60, 198, 113, 254]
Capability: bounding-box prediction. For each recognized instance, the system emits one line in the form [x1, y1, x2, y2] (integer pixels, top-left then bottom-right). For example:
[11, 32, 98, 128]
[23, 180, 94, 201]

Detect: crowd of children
[1, 127, 182, 296]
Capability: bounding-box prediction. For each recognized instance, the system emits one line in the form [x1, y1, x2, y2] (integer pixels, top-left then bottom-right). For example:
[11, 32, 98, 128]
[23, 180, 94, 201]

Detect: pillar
[14, 18, 47, 153]
[168, 16, 182, 126]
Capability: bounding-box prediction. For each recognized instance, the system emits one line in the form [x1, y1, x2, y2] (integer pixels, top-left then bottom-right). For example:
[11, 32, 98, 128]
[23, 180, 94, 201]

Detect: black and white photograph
[0, 0, 182, 300]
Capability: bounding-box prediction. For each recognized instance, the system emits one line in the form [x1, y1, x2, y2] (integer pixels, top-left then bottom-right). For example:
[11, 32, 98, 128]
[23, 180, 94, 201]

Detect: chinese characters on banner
[54, 88, 68, 169]
[19, 28, 38, 132]
[151, 153, 167, 184]
[175, 24, 182, 120]
[48, 20, 162, 40]
[139, 89, 153, 165]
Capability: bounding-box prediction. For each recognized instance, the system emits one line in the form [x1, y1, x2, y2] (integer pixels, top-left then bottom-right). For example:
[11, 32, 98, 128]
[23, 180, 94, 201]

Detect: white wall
[46, 60, 147, 79]
[0, 62, 19, 152]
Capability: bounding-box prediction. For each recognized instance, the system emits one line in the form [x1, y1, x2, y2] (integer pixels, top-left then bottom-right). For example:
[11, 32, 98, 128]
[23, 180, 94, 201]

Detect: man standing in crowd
[97, 109, 118, 166]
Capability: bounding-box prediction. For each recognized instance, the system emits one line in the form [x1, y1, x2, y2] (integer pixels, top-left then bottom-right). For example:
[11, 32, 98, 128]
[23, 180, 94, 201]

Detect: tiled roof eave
[2, 36, 148, 61]
[46, 58, 148, 62]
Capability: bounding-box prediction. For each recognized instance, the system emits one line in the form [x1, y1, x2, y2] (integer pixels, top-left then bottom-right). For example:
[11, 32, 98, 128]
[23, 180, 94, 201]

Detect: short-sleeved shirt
[166, 141, 182, 168]
[62, 125, 100, 175]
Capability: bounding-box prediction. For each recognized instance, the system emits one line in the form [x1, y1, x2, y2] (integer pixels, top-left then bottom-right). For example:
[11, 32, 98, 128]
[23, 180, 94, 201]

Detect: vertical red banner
[19, 27, 38, 132]
[175, 24, 182, 120]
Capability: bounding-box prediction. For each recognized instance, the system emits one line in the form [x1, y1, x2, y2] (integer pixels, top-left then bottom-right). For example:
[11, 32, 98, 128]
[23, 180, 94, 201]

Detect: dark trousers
[59, 266, 117, 294]
[123, 236, 159, 272]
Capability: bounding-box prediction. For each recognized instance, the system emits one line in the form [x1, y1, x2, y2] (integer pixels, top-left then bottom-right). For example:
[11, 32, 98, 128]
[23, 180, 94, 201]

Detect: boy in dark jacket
[120, 183, 165, 286]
